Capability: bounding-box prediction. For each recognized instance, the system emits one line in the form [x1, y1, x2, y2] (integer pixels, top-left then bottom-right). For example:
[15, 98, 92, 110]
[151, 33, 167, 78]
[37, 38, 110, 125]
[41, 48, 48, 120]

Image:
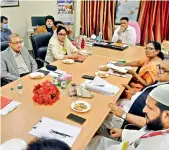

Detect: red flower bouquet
[33, 81, 60, 105]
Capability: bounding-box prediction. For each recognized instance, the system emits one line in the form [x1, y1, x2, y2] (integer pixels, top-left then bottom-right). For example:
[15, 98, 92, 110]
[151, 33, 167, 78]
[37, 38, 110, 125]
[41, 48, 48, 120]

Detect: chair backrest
[129, 21, 141, 45]
[30, 33, 52, 68]
[1, 41, 9, 51]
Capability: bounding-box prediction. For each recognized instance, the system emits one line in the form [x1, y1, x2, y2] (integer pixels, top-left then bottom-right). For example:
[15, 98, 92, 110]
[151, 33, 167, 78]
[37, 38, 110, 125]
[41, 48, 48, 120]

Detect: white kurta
[99, 82, 169, 137]
[45, 31, 77, 63]
[86, 127, 169, 150]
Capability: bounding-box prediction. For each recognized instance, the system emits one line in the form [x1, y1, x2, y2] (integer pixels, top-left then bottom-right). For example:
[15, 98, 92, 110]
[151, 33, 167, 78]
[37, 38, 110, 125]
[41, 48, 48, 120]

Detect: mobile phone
[81, 75, 95, 80]
[74, 60, 83, 63]
[67, 113, 86, 125]
[37, 70, 50, 75]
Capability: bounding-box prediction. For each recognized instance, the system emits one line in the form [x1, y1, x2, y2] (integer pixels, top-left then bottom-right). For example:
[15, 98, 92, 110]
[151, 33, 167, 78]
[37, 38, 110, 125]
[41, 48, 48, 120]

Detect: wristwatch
[121, 112, 127, 120]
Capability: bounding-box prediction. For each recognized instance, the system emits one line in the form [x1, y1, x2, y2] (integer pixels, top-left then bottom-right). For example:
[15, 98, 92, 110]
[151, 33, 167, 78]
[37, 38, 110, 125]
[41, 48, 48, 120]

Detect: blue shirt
[0, 29, 12, 42]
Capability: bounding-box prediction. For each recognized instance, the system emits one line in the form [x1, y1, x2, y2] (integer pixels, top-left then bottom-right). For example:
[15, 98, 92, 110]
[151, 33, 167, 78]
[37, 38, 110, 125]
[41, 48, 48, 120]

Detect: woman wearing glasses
[118, 41, 164, 99]
[45, 25, 78, 63]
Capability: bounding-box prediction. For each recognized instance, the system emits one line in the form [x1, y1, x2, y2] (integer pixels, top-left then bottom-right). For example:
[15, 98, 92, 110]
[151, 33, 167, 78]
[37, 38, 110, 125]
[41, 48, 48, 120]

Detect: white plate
[29, 72, 44, 79]
[99, 65, 109, 71]
[95, 71, 109, 78]
[78, 50, 88, 55]
[0, 138, 27, 150]
[71, 100, 91, 112]
[62, 59, 74, 64]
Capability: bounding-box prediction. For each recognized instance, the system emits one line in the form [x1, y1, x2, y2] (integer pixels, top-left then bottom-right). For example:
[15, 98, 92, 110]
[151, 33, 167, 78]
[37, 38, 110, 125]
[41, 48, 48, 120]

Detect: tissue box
[57, 74, 72, 86]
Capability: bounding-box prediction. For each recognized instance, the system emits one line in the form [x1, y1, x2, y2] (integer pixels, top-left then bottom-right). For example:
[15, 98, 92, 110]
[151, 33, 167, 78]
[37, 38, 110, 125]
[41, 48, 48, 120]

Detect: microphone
[36, 58, 57, 71]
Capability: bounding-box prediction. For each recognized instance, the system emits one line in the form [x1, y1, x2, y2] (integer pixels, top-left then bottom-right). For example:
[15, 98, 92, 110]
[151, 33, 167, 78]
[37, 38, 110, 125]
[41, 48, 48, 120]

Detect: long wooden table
[1, 46, 145, 150]
[92, 45, 145, 61]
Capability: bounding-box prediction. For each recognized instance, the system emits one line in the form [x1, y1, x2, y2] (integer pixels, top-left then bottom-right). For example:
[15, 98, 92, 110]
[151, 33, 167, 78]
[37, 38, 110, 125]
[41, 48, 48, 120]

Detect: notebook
[0, 96, 21, 115]
[0, 96, 12, 109]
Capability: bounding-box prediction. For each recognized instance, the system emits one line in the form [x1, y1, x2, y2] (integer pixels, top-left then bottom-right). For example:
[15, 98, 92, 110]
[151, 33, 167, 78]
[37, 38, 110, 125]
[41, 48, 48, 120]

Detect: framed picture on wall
[115, 0, 141, 25]
[0, 0, 19, 7]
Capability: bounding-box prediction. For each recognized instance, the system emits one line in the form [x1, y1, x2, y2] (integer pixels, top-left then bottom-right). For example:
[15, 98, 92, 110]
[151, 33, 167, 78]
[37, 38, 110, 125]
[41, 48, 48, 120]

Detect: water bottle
[17, 78, 23, 94]
[61, 77, 66, 89]
[53, 76, 58, 86]
[88, 47, 92, 56]
[99, 31, 102, 43]
[81, 37, 85, 49]
[161, 42, 165, 53]
[61, 77, 67, 95]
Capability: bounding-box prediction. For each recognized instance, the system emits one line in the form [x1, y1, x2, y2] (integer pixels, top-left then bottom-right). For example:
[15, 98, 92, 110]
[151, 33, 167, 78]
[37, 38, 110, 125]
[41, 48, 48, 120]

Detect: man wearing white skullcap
[149, 84, 169, 107]
[99, 60, 169, 137]
[86, 85, 169, 150]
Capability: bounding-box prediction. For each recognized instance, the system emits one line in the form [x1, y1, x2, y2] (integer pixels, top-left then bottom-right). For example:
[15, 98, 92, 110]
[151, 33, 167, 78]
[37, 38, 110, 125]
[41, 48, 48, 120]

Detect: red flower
[32, 80, 60, 105]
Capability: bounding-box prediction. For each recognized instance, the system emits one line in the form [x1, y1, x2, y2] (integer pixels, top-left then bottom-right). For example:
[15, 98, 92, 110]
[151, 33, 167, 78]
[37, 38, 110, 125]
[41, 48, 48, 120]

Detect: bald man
[1, 34, 37, 85]
[86, 85, 169, 150]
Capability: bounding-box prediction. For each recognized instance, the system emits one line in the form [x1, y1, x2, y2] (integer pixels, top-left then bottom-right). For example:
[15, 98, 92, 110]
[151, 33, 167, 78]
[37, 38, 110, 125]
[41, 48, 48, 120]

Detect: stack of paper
[85, 76, 119, 96]
[0, 96, 20, 115]
[29, 117, 82, 147]
[106, 63, 132, 74]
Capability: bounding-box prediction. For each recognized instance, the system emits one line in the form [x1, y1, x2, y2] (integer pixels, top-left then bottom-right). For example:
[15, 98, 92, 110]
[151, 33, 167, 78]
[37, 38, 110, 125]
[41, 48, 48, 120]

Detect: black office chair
[30, 33, 52, 68]
[0, 41, 9, 51]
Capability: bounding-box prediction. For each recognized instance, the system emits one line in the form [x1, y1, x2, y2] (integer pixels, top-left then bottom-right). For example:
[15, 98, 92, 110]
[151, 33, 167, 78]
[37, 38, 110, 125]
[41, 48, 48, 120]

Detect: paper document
[29, 117, 82, 147]
[106, 63, 132, 73]
[85, 76, 119, 96]
[108, 69, 128, 78]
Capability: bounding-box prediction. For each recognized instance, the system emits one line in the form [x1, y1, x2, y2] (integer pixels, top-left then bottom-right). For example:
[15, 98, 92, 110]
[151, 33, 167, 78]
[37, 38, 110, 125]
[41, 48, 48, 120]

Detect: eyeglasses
[10, 40, 23, 45]
[145, 47, 155, 51]
[58, 33, 66, 36]
[156, 64, 169, 74]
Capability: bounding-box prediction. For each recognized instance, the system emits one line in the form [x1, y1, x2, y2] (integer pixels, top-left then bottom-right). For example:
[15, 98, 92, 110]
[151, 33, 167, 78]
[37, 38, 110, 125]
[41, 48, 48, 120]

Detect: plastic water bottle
[61, 77, 67, 95]
[53, 76, 58, 86]
[17, 78, 23, 94]
[99, 31, 102, 43]
[88, 47, 92, 56]
[161, 42, 165, 53]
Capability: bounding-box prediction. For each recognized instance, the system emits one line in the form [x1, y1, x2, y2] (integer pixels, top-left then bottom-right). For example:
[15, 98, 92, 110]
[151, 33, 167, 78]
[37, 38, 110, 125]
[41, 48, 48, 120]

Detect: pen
[50, 129, 73, 138]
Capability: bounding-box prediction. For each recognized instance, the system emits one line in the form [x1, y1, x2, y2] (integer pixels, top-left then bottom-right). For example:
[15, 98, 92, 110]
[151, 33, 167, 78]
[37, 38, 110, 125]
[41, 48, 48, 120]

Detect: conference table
[1, 46, 145, 150]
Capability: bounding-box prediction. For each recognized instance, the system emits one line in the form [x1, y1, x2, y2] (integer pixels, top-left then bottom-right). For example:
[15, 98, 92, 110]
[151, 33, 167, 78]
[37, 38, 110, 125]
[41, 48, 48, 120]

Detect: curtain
[81, 0, 116, 41]
[138, 1, 169, 45]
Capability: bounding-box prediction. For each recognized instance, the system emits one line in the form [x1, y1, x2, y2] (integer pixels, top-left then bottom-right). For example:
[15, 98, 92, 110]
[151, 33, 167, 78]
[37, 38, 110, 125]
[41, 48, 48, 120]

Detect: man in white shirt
[99, 60, 169, 137]
[112, 17, 136, 45]
[86, 85, 169, 150]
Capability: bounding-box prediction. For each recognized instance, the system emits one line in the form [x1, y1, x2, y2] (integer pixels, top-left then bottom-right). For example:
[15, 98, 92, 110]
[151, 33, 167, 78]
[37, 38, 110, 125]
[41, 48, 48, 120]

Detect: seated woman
[119, 41, 164, 99]
[45, 25, 78, 63]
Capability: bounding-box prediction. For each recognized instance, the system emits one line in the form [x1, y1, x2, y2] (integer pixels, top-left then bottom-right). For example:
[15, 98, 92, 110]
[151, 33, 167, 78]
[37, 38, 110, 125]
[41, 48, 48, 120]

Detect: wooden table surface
[0, 46, 145, 150]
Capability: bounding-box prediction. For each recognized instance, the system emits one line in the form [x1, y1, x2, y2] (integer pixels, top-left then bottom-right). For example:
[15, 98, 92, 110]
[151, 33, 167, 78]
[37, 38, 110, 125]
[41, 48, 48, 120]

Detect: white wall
[1, 0, 77, 49]
[1, 0, 28, 46]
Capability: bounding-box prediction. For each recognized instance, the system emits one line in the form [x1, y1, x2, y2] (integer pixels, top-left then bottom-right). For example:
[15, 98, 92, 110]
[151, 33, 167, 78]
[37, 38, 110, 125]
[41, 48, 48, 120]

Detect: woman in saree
[119, 41, 164, 99]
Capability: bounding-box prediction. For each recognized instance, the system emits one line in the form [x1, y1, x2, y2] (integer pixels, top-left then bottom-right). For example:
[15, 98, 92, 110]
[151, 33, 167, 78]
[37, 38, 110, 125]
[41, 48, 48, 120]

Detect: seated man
[35, 15, 56, 34]
[112, 17, 136, 45]
[27, 138, 70, 150]
[1, 34, 37, 84]
[86, 85, 169, 150]
[0, 16, 12, 42]
[99, 60, 169, 137]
